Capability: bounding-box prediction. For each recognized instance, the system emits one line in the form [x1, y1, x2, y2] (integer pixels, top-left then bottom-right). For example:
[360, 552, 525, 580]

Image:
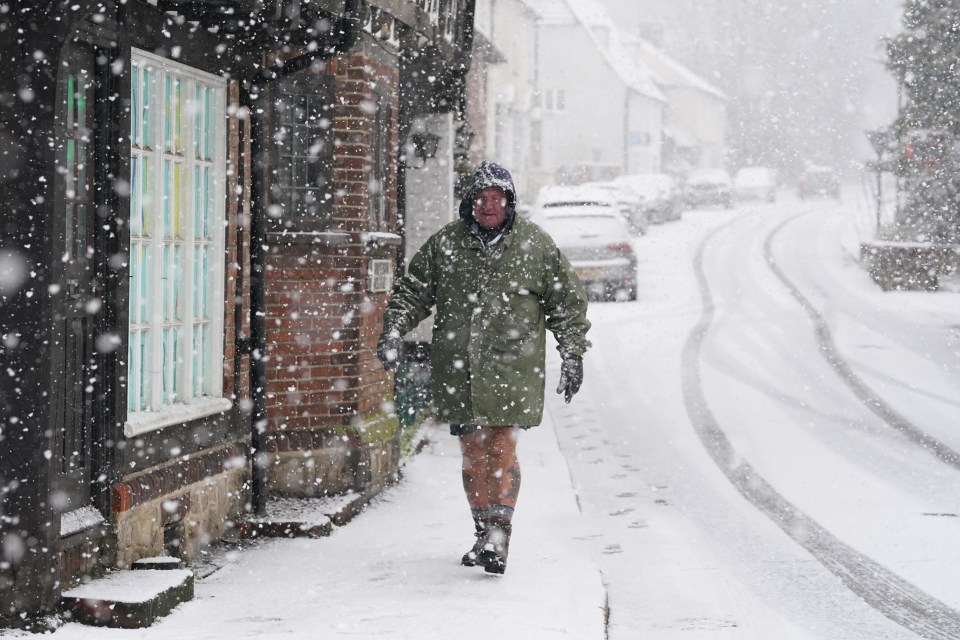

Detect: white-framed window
[126, 48, 229, 435]
[367, 259, 393, 293]
[540, 89, 566, 113]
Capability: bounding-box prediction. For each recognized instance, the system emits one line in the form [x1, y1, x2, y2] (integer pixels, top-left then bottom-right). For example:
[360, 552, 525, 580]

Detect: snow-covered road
[549, 192, 960, 638]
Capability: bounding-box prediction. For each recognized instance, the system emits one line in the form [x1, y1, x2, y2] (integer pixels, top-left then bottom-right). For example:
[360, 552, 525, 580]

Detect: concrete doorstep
[60, 565, 194, 629]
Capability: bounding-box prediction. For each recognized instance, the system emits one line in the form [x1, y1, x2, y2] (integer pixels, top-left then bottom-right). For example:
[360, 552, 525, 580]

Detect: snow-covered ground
[31, 187, 960, 639]
[551, 187, 960, 638]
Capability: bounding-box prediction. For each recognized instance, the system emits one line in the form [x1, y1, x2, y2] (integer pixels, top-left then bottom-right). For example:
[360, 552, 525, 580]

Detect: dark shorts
[449, 423, 534, 437]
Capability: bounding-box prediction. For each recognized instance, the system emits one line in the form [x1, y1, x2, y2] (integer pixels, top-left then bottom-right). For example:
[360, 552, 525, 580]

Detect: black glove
[557, 354, 583, 404]
[376, 328, 403, 372]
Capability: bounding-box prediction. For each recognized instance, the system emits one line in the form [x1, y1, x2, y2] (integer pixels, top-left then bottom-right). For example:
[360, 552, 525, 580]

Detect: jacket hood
[458, 161, 518, 242]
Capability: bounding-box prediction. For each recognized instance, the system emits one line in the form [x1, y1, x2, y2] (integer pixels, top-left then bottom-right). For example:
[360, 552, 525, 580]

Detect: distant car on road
[734, 166, 778, 202]
[798, 165, 841, 200]
[534, 206, 637, 302]
[684, 169, 734, 209]
[615, 173, 683, 223]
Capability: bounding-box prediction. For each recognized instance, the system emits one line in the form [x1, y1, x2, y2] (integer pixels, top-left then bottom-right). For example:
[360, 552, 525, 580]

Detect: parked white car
[533, 206, 638, 302]
[734, 166, 778, 202]
[684, 169, 734, 209]
[534, 184, 643, 235]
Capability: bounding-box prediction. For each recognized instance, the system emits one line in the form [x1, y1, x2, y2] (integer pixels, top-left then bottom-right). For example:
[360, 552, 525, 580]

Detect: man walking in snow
[377, 161, 591, 574]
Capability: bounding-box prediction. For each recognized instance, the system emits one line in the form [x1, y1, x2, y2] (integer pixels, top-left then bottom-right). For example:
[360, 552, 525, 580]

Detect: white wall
[403, 113, 455, 343]
[626, 92, 663, 173]
[482, 0, 540, 202]
[663, 86, 727, 169]
[537, 25, 628, 182]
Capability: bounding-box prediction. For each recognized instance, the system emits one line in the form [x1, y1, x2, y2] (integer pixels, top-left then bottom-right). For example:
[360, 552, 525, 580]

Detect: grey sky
[596, 0, 904, 170]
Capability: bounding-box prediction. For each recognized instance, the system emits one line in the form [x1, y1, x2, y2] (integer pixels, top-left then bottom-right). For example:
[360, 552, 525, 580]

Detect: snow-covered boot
[461, 519, 486, 567]
[478, 522, 511, 574]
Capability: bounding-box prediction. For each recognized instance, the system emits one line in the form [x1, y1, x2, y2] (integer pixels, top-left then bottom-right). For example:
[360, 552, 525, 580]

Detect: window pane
[75, 204, 86, 258]
[130, 155, 140, 235]
[202, 166, 210, 238]
[65, 139, 75, 198]
[142, 66, 151, 149]
[165, 75, 172, 153]
[64, 203, 74, 260]
[193, 245, 201, 317]
[173, 244, 180, 322]
[193, 324, 205, 397]
[201, 246, 210, 316]
[140, 329, 150, 409]
[131, 65, 139, 146]
[163, 161, 181, 238]
[67, 74, 75, 130]
[204, 86, 212, 160]
[162, 327, 173, 404]
[193, 165, 203, 238]
[194, 85, 202, 160]
[139, 242, 150, 325]
[162, 244, 171, 321]
[77, 141, 86, 199]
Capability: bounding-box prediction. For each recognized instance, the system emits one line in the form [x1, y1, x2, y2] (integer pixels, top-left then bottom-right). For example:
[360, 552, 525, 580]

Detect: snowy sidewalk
[48, 410, 607, 639]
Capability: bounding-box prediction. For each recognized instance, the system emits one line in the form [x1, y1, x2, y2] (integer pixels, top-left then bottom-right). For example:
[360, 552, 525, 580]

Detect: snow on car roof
[536, 184, 618, 207]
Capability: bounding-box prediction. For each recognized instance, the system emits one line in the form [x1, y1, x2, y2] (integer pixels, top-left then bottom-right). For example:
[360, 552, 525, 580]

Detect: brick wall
[108, 445, 247, 568]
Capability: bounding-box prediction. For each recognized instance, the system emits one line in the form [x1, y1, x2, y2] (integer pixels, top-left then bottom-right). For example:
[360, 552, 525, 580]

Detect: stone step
[60, 568, 194, 628]
[132, 555, 186, 570]
[235, 492, 369, 539]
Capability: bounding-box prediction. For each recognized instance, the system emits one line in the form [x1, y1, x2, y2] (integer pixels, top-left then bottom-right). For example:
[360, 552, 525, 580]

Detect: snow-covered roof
[563, 0, 665, 102]
[521, 0, 576, 25]
[628, 36, 727, 101]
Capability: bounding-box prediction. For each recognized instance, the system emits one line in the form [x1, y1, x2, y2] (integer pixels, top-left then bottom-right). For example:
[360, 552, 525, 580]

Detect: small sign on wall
[368, 259, 394, 293]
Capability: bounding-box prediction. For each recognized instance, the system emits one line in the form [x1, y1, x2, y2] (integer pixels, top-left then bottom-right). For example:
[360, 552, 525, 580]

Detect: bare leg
[459, 426, 521, 510]
[459, 426, 520, 573]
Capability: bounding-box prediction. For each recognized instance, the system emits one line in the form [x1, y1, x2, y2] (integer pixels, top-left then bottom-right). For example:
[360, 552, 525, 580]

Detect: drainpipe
[246, 0, 362, 517]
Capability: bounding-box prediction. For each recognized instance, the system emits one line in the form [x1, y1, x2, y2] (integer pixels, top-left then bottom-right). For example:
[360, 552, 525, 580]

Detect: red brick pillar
[261, 51, 402, 498]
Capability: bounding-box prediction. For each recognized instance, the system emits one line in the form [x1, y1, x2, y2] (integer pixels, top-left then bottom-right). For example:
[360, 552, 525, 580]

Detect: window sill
[266, 230, 352, 247]
[125, 397, 234, 437]
[361, 231, 401, 246]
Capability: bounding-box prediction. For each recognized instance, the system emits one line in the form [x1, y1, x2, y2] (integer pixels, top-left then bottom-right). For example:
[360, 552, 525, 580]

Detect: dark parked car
[798, 165, 840, 200]
[684, 169, 734, 209]
[615, 173, 683, 223]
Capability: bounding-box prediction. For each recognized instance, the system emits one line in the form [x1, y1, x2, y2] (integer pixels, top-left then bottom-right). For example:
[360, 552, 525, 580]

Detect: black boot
[461, 520, 486, 567]
[478, 522, 511, 574]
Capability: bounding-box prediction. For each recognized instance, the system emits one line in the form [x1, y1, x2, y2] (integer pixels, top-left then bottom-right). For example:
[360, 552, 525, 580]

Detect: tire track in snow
[764, 213, 960, 471]
[682, 215, 960, 639]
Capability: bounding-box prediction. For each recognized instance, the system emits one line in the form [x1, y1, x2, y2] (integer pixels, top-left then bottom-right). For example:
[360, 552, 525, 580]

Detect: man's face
[473, 187, 508, 230]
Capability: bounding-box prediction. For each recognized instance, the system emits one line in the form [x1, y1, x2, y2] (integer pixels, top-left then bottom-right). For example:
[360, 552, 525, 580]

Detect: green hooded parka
[383, 162, 590, 426]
